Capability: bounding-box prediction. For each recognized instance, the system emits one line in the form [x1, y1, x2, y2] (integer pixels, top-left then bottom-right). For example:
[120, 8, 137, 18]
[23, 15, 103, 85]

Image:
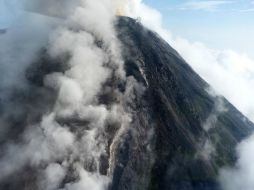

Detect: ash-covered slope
[109, 17, 254, 190]
[0, 16, 253, 190]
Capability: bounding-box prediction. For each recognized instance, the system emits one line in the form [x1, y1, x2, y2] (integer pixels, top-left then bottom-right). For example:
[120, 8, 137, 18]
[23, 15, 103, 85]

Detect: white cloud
[134, 1, 254, 190]
[219, 134, 254, 190]
[239, 8, 254, 12]
[63, 165, 109, 190]
[179, 0, 233, 11]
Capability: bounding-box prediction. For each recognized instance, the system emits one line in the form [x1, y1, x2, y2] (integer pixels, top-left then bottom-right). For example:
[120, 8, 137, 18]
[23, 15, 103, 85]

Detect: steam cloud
[196, 88, 227, 160]
[0, 0, 141, 189]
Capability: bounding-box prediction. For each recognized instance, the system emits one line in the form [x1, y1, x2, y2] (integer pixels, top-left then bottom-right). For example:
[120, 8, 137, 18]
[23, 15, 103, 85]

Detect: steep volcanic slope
[0, 16, 253, 190]
[110, 17, 254, 190]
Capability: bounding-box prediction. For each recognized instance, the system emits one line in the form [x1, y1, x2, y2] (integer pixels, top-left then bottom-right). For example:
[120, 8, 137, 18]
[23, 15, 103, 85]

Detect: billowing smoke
[0, 0, 139, 189]
[219, 135, 254, 190]
[202, 88, 227, 132]
[22, 0, 141, 17]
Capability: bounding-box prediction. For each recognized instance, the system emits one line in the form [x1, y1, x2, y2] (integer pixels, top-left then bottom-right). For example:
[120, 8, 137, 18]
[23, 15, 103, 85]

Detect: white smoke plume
[197, 139, 216, 160]
[40, 163, 67, 190]
[111, 0, 141, 16]
[203, 88, 227, 132]
[219, 135, 254, 190]
[22, 0, 141, 18]
[0, 8, 59, 141]
[0, 11, 56, 89]
[196, 88, 227, 160]
[0, 0, 139, 190]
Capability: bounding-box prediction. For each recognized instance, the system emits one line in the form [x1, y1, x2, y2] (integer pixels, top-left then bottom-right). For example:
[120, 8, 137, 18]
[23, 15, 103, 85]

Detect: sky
[0, 0, 253, 57]
[143, 0, 254, 58]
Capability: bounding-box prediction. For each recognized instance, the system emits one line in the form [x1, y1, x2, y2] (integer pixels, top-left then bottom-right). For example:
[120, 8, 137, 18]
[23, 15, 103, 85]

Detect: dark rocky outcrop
[110, 17, 254, 190]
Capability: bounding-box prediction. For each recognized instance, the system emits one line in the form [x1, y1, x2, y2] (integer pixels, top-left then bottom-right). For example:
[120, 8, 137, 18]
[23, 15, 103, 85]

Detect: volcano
[110, 17, 253, 190]
[0, 17, 253, 190]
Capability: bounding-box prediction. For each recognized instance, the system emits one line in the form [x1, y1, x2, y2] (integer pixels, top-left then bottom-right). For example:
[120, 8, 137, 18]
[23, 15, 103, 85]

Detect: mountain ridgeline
[0, 16, 253, 190]
[112, 17, 253, 190]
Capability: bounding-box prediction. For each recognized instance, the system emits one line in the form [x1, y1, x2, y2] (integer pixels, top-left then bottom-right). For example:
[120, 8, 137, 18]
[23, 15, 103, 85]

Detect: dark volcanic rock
[110, 17, 254, 190]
